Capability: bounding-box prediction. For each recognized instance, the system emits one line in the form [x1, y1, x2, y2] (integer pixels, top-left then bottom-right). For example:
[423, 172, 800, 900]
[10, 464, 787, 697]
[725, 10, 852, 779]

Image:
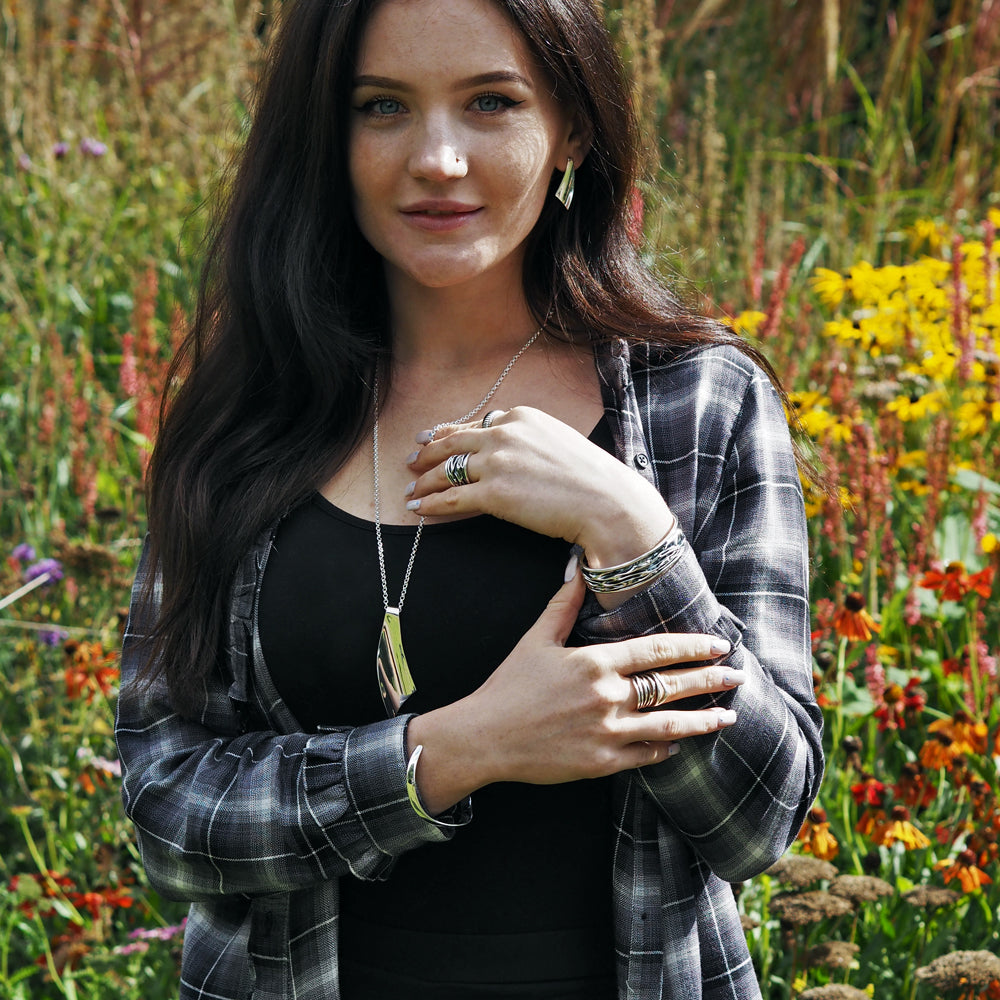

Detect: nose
[409, 118, 468, 181]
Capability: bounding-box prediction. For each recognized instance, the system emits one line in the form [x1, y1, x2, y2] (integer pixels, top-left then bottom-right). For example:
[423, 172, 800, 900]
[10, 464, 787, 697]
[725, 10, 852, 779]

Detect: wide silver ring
[632, 671, 669, 711]
[482, 409, 504, 428]
[444, 452, 472, 487]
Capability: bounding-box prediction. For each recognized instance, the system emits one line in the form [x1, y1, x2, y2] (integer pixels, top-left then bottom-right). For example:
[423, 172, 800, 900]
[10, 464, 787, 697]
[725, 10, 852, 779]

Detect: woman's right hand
[405, 562, 743, 815]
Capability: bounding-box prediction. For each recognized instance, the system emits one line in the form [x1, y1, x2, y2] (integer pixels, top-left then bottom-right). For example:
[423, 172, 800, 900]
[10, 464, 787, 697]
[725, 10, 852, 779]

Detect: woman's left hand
[403, 406, 672, 568]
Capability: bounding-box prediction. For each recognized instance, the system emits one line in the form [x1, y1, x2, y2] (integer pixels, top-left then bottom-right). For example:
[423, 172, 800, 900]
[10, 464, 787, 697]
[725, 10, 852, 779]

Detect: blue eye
[360, 97, 403, 116]
[472, 93, 516, 113]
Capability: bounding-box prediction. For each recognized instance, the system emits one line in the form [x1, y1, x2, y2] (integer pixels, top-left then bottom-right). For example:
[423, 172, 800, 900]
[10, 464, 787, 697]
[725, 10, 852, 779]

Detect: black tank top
[257, 418, 617, 998]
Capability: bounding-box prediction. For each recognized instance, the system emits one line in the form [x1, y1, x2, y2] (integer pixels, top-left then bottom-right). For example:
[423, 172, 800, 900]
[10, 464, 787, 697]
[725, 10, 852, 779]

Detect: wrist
[405, 698, 497, 815]
[577, 475, 674, 569]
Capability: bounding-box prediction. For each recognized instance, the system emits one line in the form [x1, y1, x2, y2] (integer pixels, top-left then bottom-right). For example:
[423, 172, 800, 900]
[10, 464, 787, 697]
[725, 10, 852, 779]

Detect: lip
[400, 200, 483, 232]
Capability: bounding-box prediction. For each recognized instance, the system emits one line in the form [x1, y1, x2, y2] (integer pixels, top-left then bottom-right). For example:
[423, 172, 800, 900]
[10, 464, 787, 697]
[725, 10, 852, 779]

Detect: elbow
[714, 739, 826, 884]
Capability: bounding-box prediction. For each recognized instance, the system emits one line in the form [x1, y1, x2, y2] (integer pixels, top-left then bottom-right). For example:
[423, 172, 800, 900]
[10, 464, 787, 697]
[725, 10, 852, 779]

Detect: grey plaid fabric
[116, 340, 823, 1000]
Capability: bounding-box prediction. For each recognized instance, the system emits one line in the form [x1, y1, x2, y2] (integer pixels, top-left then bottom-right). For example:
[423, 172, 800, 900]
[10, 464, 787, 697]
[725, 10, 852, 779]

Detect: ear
[559, 112, 592, 170]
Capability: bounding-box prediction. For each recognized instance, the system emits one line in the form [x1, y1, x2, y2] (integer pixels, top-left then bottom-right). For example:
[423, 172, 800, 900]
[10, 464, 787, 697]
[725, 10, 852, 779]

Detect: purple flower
[79, 137, 108, 157]
[17, 153, 32, 171]
[52, 141, 69, 158]
[114, 941, 150, 956]
[129, 919, 187, 941]
[23, 558, 64, 585]
[39, 628, 68, 647]
[12, 544, 36, 562]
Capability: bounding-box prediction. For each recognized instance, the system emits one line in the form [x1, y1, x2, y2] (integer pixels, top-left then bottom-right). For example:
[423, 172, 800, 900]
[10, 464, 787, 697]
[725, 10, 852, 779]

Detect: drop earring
[554, 158, 575, 209]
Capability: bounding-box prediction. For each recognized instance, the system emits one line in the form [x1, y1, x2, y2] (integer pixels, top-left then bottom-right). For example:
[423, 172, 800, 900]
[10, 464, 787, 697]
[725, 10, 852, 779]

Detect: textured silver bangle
[581, 522, 685, 594]
[405, 744, 467, 828]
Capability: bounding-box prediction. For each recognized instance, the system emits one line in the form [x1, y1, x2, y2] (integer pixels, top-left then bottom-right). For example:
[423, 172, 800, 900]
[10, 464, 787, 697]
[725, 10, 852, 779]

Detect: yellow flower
[823, 318, 862, 345]
[727, 310, 767, 337]
[810, 268, 847, 308]
[872, 806, 930, 850]
[989, 207, 1000, 229]
[838, 486, 859, 510]
[799, 408, 836, 439]
[983, 534, 998, 554]
[886, 390, 946, 422]
[908, 218, 945, 253]
[830, 419, 854, 443]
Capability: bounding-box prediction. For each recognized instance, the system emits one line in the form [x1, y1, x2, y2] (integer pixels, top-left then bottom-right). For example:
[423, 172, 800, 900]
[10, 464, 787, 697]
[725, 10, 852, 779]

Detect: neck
[384, 269, 542, 371]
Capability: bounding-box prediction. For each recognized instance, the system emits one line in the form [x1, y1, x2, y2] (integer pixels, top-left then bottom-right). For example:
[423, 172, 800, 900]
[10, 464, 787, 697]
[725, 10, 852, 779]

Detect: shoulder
[632, 340, 770, 393]
[626, 341, 783, 432]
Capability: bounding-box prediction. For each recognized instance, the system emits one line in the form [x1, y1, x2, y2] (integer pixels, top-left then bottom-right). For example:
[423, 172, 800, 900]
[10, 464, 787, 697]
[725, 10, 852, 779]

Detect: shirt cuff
[576, 534, 745, 650]
[341, 715, 472, 857]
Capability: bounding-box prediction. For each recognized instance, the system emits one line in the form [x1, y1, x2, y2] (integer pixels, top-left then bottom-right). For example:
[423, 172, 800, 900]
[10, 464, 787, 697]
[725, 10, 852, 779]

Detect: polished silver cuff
[581, 521, 685, 594]
[405, 745, 468, 828]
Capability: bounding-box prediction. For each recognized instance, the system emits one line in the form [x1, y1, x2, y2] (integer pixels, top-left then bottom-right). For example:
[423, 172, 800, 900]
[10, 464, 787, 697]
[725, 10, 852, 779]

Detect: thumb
[532, 553, 586, 646]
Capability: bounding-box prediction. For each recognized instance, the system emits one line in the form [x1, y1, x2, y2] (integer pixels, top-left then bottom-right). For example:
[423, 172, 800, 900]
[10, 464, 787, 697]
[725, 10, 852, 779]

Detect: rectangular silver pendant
[377, 607, 417, 717]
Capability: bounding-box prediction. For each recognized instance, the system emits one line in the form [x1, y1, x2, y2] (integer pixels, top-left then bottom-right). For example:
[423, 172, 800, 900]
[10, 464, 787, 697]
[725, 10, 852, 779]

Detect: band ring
[444, 452, 472, 487]
[631, 671, 670, 711]
[482, 410, 504, 428]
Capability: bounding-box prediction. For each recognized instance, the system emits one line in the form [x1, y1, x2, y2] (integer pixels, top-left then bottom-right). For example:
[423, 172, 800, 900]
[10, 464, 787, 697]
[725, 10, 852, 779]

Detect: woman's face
[348, 0, 582, 295]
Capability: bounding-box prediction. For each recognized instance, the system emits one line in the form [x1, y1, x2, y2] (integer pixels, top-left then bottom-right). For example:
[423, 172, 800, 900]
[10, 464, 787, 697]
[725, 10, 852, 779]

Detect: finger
[622, 706, 738, 742]
[595, 633, 732, 675]
[525, 557, 586, 647]
[623, 740, 681, 769]
[408, 428, 483, 473]
[625, 665, 745, 708]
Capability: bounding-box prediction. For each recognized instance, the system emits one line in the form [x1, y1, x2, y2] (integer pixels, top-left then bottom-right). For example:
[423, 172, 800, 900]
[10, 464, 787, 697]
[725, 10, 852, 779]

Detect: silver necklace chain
[373, 322, 544, 613]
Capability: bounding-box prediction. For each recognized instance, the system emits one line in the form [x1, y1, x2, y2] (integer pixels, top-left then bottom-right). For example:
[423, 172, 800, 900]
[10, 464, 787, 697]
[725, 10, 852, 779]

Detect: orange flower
[894, 762, 937, 810]
[920, 562, 995, 601]
[833, 592, 881, 641]
[929, 713, 988, 756]
[920, 732, 958, 770]
[936, 849, 994, 893]
[957, 980, 1000, 1000]
[797, 806, 840, 861]
[63, 640, 119, 703]
[856, 808, 885, 838]
[872, 805, 931, 850]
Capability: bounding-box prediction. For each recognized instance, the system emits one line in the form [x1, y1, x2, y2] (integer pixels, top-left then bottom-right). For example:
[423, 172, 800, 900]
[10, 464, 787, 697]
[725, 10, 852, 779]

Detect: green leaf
[951, 466, 1000, 497]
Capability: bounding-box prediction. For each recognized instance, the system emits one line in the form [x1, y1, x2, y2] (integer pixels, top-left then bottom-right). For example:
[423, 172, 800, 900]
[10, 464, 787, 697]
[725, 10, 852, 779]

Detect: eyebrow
[352, 70, 534, 91]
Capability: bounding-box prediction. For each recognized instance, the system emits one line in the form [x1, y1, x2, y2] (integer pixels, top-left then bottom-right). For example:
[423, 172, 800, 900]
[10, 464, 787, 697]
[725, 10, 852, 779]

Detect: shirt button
[633, 453, 649, 470]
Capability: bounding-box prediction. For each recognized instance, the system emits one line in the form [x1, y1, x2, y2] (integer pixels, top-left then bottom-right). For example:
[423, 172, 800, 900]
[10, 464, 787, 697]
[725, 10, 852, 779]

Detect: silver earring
[554, 158, 575, 209]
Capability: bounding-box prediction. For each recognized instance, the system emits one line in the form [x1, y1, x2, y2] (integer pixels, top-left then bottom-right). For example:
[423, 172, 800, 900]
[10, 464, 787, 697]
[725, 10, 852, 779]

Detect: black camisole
[257, 419, 617, 998]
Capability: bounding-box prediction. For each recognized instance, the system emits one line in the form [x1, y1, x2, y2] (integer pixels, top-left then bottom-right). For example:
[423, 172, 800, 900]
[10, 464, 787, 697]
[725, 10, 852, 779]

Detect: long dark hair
[144, 0, 779, 713]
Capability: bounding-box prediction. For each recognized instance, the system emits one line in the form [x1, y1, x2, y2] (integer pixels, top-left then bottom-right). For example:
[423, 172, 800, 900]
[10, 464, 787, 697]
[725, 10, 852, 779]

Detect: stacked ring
[481, 410, 504, 428]
[444, 452, 472, 487]
[631, 671, 671, 711]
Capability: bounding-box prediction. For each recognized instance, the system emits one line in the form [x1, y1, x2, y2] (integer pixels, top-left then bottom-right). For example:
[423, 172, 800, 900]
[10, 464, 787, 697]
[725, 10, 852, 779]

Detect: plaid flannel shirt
[116, 340, 823, 1000]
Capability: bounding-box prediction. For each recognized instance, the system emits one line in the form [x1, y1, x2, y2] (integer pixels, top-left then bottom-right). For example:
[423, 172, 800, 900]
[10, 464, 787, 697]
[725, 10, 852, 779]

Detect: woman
[115, 0, 824, 997]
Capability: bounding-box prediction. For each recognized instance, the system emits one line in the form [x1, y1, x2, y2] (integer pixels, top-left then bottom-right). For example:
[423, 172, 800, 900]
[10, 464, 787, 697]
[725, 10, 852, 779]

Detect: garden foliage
[1, 0, 998, 997]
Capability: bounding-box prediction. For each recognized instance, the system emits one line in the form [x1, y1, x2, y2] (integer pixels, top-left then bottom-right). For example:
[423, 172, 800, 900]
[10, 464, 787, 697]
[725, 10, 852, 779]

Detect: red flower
[69, 886, 132, 920]
[920, 562, 995, 601]
[851, 774, 887, 807]
[894, 763, 937, 810]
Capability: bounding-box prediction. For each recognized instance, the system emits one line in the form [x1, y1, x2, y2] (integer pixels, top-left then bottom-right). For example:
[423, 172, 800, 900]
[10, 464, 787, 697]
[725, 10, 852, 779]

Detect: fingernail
[415, 429, 434, 444]
[406, 451, 420, 464]
[668, 743, 680, 757]
[723, 671, 746, 687]
[716, 709, 737, 726]
[405, 499, 421, 511]
[404, 481, 415, 497]
[563, 552, 579, 583]
[710, 638, 731, 655]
